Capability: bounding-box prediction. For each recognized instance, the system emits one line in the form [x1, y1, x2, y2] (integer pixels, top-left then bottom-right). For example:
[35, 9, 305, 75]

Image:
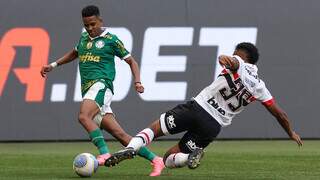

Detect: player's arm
[264, 102, 303, 146]
[218, 55, 239, 72]
[54, 49, 78, 66]
[40, 49, 78, 77]
[124, 56, 144, 93]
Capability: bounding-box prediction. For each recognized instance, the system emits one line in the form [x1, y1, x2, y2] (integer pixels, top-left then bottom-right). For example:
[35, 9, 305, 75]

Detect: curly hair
[235, 42, 259, 64]
[82, 5, 100, 17]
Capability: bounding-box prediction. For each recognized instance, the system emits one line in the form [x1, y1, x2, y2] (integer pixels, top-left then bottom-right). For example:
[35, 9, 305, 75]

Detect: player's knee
[78, 113, 89, 125]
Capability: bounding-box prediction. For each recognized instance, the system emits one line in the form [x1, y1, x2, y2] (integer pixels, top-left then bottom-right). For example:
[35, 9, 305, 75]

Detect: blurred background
[0, 0, 319, 141]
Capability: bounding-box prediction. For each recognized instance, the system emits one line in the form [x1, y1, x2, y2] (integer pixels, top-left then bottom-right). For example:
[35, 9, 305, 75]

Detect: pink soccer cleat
[149, 156, 165, 176]
[96, 153, 111, 166]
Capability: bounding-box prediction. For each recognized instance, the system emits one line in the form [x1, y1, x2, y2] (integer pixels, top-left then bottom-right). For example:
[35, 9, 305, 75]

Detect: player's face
[233, 50, 249, 63]
[82, 16, 103, 38]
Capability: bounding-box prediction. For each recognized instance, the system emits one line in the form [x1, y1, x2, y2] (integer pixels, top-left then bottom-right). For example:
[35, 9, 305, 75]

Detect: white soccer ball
[73, 153, 99, 177]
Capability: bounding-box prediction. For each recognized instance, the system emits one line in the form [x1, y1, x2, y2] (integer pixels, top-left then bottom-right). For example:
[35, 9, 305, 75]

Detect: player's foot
[187, 148, 204, 169]
[105, 147, 136, 167]
[149, 156, 165, 176]
[96, 153, 111, 166]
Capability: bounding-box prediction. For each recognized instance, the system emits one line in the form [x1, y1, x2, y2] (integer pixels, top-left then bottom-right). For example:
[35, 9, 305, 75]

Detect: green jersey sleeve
[75, 43, 79, 51]
[75, 31, 89, 51]
[112, 35, 130, 59]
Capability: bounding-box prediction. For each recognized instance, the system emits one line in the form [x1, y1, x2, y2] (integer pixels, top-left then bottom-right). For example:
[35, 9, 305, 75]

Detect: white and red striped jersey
[194, 55, 274, 127]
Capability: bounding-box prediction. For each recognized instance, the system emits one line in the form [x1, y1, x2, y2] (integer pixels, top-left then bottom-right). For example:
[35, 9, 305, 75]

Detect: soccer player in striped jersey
[106, 42, 303, 170]
[40, 5, 164, 176]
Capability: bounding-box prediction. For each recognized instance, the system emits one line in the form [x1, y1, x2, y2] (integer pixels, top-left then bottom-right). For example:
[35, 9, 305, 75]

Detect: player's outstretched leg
[187, 148, 204, 169]
[105, 147, 137, 167]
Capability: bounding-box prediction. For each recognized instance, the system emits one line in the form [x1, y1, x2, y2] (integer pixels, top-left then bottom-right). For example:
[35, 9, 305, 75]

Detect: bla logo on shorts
[166, 115, 176, 129]
[186, 140, 199, 151]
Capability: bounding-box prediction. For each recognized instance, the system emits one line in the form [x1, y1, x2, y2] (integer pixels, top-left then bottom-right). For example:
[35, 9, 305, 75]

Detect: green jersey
[75, 28, 130, 96]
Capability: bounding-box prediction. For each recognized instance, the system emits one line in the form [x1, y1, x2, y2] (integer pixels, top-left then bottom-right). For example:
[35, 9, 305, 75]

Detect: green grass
[0, 140, 319, 180]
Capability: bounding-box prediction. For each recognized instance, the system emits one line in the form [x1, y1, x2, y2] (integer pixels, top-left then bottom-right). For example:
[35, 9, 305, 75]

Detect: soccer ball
[73, 153, 99, 177]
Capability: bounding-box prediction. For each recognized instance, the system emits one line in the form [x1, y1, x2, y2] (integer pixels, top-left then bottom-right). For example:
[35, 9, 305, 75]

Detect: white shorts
[83, 81, 113, 115]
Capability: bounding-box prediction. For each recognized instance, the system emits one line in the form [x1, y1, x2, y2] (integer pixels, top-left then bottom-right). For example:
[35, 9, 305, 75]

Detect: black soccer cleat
[104, 147, 136, 167]
[187, 148, 204, 169]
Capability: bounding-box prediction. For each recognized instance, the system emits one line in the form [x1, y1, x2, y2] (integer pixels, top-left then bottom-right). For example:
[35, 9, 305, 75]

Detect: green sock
[137, 147, 157, 161]
[89, 128, 109, 155]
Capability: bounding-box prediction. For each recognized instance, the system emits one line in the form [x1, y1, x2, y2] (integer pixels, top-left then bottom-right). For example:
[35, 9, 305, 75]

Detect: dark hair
[82, 5, 100, 17]
[235, 42, 259, 64]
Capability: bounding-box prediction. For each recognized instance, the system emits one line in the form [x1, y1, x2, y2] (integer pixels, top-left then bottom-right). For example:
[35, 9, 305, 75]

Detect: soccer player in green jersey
[40, 5, 164, 176]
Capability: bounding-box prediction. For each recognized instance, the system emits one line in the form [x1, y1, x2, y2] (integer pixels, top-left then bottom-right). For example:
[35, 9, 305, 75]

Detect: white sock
[127, 128, 154, 151]
[165, 153, 189, 168]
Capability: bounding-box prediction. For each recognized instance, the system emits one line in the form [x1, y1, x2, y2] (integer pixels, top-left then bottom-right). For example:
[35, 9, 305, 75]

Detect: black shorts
[159, 100, 221, 153]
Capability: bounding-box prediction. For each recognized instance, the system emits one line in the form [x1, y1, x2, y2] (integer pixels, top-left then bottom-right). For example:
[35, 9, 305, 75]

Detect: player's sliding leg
[94, 114, 165, 176]
[105, 119, 164, 166]
[97, 114, 158, 161]
[163, 143, 204, 169]
[105, 127, 158, 166]
[78, 99, 110, 166]
[187, 148, 204, 169]
[106, 101, 217, 170]
[160, 101, 220, 170]
[127, 119, 164, 150]
[163, 144, 189, 168]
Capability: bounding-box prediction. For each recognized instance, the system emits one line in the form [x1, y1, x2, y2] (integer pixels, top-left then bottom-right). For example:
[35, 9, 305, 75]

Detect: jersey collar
[87, 27, 109, 40]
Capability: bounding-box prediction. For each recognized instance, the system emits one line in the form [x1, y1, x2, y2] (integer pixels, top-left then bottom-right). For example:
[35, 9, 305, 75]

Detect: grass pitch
[0, 140, 319, 180]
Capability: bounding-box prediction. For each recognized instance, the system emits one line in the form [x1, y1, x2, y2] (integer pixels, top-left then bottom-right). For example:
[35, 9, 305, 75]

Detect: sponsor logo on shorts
[166, 115, 176, 129]
[186, 140, 199, 151]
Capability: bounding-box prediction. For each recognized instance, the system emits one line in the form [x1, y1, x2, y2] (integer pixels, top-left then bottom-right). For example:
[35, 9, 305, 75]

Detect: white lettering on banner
[73, 28, 133, 102]
[198, 28, 258, 79]
[50, 27, 258, 102]
[140, 27, 193, 101]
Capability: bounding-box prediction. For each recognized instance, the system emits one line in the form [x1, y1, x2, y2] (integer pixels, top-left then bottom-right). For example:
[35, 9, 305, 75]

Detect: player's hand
[218, 55, 236, 70]
[40, 64, 54, 78]
[290, 131, 303, 147]
[135, 82, 144, 93]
